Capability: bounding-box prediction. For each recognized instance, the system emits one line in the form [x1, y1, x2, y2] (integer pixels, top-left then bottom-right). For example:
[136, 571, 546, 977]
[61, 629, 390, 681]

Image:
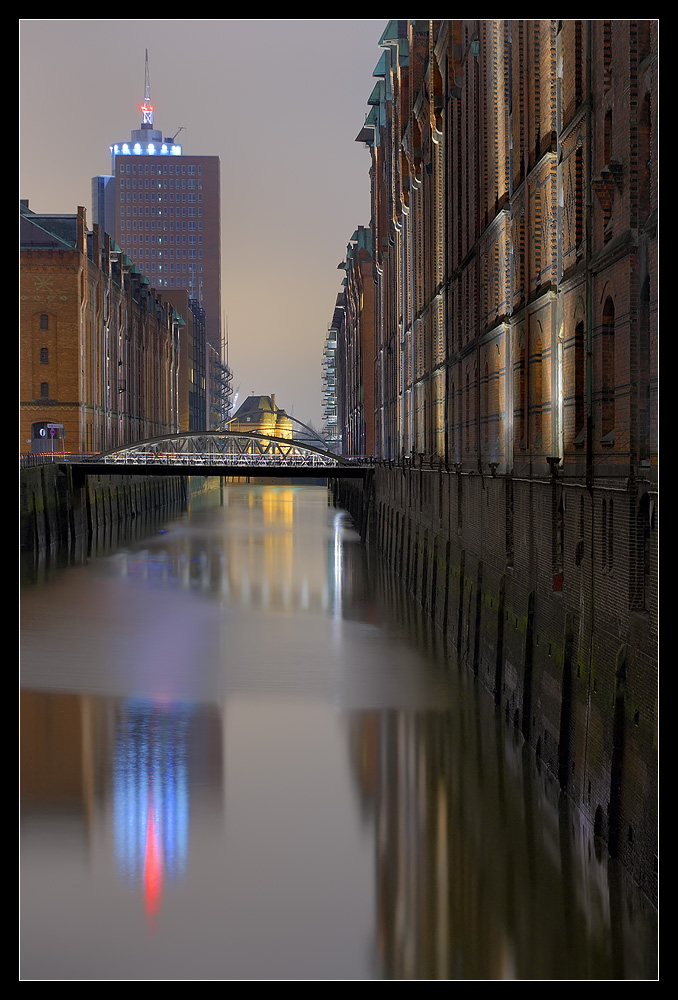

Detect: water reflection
[20, 484, 657, 979]
[113, 701, 192, 921]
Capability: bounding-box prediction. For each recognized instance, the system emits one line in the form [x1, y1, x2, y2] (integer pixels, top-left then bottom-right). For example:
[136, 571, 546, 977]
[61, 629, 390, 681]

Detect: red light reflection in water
[144, 805, 163, 925]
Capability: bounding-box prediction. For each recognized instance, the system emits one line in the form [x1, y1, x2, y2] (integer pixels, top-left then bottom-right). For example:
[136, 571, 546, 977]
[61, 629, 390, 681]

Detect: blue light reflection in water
[113, 700, 190, 918]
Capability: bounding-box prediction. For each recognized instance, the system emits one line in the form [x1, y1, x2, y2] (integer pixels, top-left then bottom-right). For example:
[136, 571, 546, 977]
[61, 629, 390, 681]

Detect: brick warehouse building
[335, 226, 376, 457]
[338, 20, 658, 900]
[20, 201, 181, 454]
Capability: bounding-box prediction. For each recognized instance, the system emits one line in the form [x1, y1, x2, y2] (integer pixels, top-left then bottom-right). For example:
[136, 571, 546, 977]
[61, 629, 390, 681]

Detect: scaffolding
[208, 334, 234, 429]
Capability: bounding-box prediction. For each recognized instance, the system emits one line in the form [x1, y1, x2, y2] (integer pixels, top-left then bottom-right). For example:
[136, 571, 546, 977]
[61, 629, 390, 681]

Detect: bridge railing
[21, 447, 376, 471]
[93, 451, 341, 468]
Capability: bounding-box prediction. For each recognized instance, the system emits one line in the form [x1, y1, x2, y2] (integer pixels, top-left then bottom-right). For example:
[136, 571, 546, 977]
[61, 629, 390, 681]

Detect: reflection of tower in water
[113, 700, 191, 922]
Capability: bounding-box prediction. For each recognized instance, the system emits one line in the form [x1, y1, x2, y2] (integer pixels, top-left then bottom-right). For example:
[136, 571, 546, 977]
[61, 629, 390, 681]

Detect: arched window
[40, 382, 49, 399]
[40, 347, 49, 365]
[39, 314, 49, 331]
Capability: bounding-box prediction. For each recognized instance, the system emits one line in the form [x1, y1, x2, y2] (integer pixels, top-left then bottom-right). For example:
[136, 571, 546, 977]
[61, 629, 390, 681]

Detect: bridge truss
[91, 431, 354, 469]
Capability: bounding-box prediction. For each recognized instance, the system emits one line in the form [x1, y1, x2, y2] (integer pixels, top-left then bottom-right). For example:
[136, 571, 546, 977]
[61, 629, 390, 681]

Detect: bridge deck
[66, 461, 370, 482]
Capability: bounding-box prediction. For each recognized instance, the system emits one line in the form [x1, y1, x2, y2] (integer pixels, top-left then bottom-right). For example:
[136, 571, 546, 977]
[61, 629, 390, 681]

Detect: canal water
[20, 483, 657, 980]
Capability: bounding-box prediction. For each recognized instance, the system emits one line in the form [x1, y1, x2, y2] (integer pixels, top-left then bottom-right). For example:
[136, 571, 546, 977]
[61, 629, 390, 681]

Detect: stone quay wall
[20, 463, 189, 560]
[335, 463, 658, 905]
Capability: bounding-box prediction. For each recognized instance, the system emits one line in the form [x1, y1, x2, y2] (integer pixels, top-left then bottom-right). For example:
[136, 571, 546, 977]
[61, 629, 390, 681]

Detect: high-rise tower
[92, 52, 225, 427]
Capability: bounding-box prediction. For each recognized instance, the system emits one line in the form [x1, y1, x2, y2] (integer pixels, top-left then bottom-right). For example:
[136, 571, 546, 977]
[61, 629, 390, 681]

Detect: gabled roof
[20, 209, 79, 251]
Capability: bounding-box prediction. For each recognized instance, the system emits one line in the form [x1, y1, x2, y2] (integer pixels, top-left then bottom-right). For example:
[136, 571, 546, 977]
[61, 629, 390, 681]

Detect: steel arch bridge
[70, 431, 369, 479]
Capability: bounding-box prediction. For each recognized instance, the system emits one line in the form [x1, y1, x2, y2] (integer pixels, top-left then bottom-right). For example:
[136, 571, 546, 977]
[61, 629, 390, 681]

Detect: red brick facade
[336, 227, 376, 456]
[356, 20, 657, 481]
[20, 203, 181, 454]
[342, 20, 658, 900]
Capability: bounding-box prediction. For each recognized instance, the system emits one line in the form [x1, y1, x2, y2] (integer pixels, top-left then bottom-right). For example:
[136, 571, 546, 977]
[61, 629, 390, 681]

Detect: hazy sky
[19, 19, 387, 428]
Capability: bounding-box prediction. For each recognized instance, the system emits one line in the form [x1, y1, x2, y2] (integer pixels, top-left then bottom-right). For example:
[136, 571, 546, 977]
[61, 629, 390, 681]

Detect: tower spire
[140, 49, 154, 127]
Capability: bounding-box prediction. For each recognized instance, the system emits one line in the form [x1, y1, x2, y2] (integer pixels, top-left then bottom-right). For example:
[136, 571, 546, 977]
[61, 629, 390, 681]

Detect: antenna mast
[141, 49, 154, 126]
